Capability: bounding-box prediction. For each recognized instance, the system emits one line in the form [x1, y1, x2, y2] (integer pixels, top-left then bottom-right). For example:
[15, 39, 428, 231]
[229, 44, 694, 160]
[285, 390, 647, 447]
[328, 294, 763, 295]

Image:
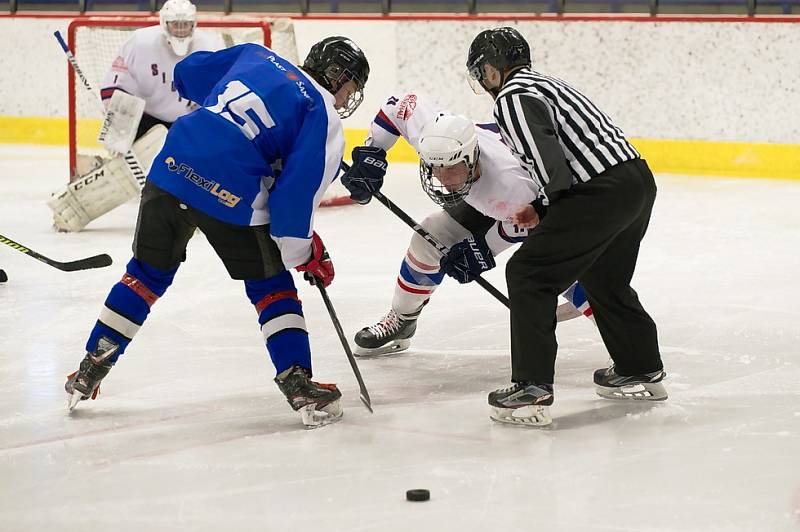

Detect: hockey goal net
[66, 16, 351, 207]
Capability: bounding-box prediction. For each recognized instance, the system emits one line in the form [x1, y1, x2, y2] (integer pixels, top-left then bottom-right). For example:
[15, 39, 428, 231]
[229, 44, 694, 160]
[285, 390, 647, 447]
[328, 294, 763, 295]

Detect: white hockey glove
[48, 125, 167, 232]
[98, 90, 146, 156]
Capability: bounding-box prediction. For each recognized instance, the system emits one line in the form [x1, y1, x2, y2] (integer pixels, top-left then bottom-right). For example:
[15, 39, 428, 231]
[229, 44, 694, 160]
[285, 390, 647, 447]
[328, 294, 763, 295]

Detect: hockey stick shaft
[316, 283, 373, 413]
[371, 191, 509, 308]
[0, 234, 112, 272]
[54, 31, 147, 187]
[339, 161, 508, 307]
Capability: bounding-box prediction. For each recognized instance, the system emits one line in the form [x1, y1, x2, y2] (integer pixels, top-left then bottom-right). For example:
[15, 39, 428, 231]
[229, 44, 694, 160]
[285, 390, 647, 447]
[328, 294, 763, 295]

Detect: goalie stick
[54, 30, 147, 187]
[0, 234, 112, 272]
[316, 283, 373, 413]
[340, 162, 510, 309]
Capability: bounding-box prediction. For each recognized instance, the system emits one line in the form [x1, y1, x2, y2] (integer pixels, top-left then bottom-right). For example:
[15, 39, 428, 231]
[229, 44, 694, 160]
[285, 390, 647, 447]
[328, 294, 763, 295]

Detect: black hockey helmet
[303, 36, 370, 118]
[466, 27, 531, 90]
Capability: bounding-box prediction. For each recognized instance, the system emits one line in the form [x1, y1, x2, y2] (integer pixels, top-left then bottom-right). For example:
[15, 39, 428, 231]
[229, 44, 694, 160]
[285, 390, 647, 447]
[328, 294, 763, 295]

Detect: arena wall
[0, 14, 797, 178]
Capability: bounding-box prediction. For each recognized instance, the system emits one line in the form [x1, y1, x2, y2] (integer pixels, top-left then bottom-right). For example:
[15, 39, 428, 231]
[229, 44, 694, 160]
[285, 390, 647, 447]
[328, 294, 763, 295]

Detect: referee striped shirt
[493, 68, 639, 205]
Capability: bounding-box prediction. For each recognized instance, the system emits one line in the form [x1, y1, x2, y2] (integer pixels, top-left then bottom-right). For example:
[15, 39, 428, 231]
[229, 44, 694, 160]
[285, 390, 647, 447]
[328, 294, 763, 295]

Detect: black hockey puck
[0, 269, 7, 283]
[406, 489, 430, 502]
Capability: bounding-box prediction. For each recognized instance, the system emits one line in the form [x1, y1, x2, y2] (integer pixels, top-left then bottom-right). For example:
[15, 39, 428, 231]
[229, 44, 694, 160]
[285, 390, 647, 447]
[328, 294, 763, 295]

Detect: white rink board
[1, 17, 799, 143]
[0, 147, 800, 531]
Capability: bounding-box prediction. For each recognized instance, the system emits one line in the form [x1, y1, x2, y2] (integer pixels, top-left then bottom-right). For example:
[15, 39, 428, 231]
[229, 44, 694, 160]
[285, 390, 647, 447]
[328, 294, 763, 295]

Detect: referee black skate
[461, 27, 666, 426]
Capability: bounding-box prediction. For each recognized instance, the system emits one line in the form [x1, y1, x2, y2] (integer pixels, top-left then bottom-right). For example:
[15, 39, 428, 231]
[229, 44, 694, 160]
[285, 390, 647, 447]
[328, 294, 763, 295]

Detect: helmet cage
[419, 144, 480, 208]
[303, 37, 369, 119]
[159, 0, 196, 57]
[322, 63, 366, 119]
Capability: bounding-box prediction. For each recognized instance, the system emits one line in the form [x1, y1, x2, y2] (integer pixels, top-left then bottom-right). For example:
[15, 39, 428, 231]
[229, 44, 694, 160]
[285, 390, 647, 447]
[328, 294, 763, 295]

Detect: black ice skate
[593, 365, 667, 401]
[354, 309, 417, 356]
[488, 382, 554, 427]
[65, 338, 119, 411]
[275, 365, 343, 429]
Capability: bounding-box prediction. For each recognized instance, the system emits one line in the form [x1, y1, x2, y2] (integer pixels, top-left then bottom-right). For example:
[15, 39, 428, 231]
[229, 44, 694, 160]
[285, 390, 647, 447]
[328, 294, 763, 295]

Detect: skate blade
[300, 400, 343, 429]
[489, 405, 552, 427]
[67, 391, 84, 412]
[595, 381, 668, 401]
[354, 339, 411, 358]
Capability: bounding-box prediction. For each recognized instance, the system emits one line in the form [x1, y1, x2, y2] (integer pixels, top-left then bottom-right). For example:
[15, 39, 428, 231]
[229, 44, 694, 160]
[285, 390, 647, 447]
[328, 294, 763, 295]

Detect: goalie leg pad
[48, 125, 167, 232]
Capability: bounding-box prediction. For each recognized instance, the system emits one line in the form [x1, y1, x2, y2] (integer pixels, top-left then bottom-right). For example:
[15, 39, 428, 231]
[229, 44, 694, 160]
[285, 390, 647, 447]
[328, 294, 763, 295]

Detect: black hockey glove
[341, 146, 388, 205]
[440, 233, 495, 284]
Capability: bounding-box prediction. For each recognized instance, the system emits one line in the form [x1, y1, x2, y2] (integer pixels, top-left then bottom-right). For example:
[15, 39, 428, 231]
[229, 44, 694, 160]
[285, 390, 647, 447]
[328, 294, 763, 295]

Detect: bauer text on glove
[439, 233, 495, 284]
[341, 146, 388, 204]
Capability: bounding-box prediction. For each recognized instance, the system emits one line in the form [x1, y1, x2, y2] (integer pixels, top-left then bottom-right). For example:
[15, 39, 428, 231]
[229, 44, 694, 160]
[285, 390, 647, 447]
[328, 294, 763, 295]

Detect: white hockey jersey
[100, 25, 225, 123]
[365, 91, 541, 250]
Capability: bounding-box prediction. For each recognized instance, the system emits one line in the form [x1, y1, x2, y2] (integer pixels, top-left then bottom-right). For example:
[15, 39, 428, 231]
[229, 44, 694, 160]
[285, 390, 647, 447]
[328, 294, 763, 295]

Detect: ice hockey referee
[462, 27, 667, 426]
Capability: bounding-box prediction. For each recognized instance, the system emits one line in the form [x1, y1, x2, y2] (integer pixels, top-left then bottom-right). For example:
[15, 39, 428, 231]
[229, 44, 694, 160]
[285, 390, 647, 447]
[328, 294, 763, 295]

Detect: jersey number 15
[206, 80, 275, 140]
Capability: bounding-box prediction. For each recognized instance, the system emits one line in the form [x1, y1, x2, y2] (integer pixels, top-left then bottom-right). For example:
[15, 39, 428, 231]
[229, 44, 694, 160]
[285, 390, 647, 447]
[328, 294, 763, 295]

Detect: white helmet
[159, 0, 197, 57]
[418, 113, 480, 206]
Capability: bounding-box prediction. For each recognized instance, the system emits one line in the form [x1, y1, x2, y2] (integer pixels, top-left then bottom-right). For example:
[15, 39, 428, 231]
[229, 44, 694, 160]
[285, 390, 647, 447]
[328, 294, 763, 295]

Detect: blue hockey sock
[245, 271, 310, 375]
[85, 258, 178, 363]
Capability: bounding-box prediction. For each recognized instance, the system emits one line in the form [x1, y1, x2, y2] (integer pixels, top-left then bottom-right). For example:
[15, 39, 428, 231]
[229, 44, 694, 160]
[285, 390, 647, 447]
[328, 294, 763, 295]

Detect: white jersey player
[48, 0, 224, 233]
[100, 1, 225, 136]
[342, 91, 594, 356]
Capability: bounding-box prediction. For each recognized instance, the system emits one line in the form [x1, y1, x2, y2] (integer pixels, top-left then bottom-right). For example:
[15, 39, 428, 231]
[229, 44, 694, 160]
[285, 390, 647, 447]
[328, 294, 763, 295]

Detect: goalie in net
[48, 0, 226, 232]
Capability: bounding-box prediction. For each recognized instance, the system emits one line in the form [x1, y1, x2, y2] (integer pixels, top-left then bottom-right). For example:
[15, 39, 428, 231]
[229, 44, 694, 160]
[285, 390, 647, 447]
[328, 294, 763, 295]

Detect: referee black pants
[506, 158, 662, 384]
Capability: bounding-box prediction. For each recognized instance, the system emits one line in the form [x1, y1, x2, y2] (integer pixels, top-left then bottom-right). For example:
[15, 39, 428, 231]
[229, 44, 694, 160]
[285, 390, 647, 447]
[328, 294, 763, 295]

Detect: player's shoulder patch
[395, 93, 418, 121]
[111, 55, 128, 73]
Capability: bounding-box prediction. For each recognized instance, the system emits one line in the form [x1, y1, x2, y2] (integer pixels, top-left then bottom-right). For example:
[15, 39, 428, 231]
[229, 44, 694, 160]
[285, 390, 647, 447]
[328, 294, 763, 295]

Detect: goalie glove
[440, 232, 495, 284]
[341, 146, 388, 205]
[295, 232, 335, 288]
[98, 90, 146, 156]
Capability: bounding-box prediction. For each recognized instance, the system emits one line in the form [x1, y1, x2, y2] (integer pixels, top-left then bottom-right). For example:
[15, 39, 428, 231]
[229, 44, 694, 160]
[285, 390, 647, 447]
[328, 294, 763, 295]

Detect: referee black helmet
[466, 27, 531, 89]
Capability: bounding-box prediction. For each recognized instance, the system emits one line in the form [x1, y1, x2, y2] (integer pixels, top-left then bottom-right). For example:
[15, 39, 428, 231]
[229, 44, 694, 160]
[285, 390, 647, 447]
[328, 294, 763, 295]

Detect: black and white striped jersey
[493, 68, 639, 205]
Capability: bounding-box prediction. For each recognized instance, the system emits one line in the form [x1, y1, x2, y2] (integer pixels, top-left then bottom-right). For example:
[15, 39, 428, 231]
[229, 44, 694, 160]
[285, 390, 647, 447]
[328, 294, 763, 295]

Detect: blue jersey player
[65, 37, 370, 429]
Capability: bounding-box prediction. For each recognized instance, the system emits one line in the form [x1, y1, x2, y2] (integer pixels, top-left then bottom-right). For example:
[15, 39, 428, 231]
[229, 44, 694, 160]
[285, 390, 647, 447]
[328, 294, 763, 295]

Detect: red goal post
[66, 16, 275, 178]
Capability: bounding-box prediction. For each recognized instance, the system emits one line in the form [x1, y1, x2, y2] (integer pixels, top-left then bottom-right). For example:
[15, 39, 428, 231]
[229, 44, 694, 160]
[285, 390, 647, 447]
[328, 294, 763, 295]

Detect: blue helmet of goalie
[160, 0, 197, 57]
[418, 113, 480, 207]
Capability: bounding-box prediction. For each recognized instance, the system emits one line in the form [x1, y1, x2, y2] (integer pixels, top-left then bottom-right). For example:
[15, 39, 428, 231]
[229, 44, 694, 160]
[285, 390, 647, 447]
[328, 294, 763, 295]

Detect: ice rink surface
[1, 146, 799, 532]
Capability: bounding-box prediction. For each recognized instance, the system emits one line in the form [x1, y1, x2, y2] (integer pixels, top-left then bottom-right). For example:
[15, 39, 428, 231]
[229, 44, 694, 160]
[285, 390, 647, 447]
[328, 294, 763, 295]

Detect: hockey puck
[0, 269, 7, 283]
[406, 489, 430, 502]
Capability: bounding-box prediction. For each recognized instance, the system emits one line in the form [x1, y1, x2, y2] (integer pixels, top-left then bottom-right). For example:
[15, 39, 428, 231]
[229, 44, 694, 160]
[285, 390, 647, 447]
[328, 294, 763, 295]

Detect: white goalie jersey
[365, 91, 541, 252]
[100, 25, 225, 123]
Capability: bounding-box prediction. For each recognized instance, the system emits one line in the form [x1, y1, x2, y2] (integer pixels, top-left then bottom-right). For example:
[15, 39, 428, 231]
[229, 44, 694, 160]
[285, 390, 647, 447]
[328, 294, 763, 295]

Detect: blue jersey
[147, 44, 344, 268]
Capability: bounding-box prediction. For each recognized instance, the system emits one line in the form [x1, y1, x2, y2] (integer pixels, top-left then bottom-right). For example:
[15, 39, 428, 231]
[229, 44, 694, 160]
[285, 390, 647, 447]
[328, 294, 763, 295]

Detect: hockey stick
[0, 234, 112, 272]
[339, 162, 510, 308]
[316, 283, 373, 413]
[54, 30, 147, 187]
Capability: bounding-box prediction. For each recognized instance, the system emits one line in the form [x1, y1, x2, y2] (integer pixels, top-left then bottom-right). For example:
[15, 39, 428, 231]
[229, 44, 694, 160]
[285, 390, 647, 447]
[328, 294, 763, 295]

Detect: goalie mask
[303, 36, 370, 119]
[466, 27, 531, 95]
[160, 0, 197, 57]
[418, 114, 480, 207]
